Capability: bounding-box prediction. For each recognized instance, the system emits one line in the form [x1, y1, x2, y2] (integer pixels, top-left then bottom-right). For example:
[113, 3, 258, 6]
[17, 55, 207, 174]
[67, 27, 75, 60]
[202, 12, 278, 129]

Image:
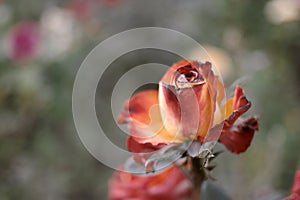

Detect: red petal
[234, 85, 250, 110]
[292, 171, 300, 195]
[118, 90, 159, 126]
[219, 117, 259, 154]
[118, 90, 182, 145]
[109, 165, 193, 200]
[127, 136, 165, 153]
[127, 136, 166, 165]
[207, 86, 259, 154]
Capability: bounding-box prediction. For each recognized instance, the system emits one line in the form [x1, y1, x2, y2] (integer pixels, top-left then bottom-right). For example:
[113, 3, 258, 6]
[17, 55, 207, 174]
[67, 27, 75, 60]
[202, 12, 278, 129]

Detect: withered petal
[218, 117, 259, 154]
[206, 86, 259, 154]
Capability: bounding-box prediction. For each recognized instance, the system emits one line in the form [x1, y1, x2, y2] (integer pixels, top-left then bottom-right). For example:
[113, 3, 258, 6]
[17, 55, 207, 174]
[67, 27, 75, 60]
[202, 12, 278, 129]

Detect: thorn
[209, 151, 223, 161]
[205, 165, 216, 171]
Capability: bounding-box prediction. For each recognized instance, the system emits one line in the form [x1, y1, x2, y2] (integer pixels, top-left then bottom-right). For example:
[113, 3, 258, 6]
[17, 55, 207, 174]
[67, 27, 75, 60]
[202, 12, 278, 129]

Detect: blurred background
[0, 0, 300, 199]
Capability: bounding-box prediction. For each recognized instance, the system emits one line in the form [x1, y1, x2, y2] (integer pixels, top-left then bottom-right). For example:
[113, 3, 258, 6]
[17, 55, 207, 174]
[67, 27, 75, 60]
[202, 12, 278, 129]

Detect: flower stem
[191, 157, 205, 200]
[191, 186, 201, 200]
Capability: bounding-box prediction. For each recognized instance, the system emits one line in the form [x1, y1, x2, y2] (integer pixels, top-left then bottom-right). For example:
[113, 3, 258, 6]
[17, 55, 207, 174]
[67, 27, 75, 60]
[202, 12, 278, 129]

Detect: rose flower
[285, 171, 300, 200]
[109, 165, 193, 200]
[118, 60, 259, 157]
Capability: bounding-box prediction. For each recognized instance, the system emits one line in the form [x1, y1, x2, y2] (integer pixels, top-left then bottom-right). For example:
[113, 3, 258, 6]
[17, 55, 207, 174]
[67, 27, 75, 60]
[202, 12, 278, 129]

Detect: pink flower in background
[109, 166, 193, 200]
[285, 171, 300, 200]
[8, 22, 40, 63]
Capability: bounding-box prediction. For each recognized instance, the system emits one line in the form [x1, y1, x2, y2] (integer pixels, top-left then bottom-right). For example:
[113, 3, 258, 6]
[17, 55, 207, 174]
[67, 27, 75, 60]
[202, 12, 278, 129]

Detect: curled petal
[127, 136, 166, 165]
[127, 136, 166, 153]
[207, 86, 259, 154]
[233, 86, 249, 110]
[219, 117, 259, 154]
[222, 85, 248, 120]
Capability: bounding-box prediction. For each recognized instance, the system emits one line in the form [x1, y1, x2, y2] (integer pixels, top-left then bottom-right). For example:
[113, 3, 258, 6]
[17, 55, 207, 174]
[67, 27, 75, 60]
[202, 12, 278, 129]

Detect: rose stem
[191, 157, 206, 200]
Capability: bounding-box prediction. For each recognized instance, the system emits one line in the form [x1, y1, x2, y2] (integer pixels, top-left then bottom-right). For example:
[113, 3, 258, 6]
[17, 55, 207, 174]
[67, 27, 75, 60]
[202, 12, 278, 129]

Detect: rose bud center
[175, 65, 205, 88]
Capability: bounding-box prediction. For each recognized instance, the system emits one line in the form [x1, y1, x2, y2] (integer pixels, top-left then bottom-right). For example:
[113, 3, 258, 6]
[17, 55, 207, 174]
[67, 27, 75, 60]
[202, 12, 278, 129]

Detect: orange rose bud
[159, 60, 218, 140]
[118, 60, 259, 155]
